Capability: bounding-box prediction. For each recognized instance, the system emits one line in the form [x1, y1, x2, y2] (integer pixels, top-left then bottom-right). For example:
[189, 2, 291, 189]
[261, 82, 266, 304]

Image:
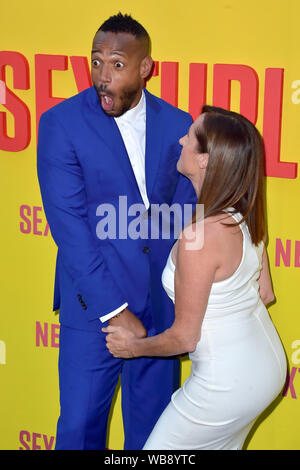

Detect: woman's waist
[189, 301, 269, 362]
[202, 298, 263, 329]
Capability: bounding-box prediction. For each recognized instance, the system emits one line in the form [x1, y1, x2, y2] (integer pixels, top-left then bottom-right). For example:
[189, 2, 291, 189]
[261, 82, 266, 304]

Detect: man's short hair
[98, 12, 151, 52]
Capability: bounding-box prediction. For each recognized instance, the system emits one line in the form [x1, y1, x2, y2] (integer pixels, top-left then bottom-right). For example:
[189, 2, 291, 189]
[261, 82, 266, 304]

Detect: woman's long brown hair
[192, 105, 266, 246]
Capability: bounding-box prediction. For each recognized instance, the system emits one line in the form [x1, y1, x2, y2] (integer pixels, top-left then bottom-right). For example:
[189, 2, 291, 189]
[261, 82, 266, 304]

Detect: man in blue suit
[37, 13, 196, 450]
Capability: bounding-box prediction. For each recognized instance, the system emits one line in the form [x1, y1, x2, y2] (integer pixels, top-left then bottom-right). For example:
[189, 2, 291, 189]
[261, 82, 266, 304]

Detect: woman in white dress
[103, 106, 287, 450]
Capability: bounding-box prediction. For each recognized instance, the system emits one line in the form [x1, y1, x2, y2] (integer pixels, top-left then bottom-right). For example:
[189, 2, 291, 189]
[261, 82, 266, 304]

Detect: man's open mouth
[100, 94, 114, 112]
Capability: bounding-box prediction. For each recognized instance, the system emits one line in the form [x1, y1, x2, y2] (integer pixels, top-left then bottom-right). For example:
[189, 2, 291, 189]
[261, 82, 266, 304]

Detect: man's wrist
[99, 302, 128, 323]
[110, 307, 127, 321]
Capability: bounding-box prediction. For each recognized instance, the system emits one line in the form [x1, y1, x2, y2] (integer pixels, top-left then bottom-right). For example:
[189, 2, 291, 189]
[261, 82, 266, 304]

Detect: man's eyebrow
[111, 50, 127, 57]
[91, 49, 127, 57]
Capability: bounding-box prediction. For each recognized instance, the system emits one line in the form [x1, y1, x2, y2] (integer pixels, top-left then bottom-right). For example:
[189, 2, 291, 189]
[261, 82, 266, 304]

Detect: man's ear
[197, 152, 209, 169]
[140, 56, 154, 79]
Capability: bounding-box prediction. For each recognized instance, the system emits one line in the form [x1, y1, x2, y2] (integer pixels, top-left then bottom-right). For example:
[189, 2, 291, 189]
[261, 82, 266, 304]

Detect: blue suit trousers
[55, 300, 180, 450]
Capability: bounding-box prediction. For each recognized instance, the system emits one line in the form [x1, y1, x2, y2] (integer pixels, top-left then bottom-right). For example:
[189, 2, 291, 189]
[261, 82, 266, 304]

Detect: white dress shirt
[115, 90, 149, 209]
[99, 90, 148, 323]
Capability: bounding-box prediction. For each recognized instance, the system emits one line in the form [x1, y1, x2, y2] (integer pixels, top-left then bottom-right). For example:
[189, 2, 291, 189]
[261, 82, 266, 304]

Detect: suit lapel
[86, 86, 143, 201]
[110, 119, 142, 197]
[144, 89, 163, 201]
[86, 87, 164, 204]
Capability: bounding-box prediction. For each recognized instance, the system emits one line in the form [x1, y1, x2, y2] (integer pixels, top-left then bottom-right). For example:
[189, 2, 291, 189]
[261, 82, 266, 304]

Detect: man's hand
[108, 308, 147, 338]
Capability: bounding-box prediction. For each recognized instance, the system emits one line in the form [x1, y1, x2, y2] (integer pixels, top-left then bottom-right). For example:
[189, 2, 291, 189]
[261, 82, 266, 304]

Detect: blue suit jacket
[37, 86, 196, 332]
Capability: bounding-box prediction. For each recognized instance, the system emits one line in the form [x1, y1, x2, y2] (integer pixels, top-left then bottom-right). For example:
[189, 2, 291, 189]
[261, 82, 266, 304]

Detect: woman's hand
[102, 325, 137, 358]
[108, 308, 147, 339]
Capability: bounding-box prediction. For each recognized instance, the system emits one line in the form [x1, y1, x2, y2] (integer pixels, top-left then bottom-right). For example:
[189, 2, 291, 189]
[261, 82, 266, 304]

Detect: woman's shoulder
[179, 212, 240, 254]
[179, 215, 221, 254]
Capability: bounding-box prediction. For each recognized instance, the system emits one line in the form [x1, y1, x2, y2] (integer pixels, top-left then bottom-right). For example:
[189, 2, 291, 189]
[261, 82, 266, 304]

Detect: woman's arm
[258, 246, 275, 305]
[103, 222, 219, 358]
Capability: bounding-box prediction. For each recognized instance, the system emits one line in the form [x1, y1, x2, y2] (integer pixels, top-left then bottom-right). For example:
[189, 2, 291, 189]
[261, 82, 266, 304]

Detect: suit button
[142, 246, 149, 253]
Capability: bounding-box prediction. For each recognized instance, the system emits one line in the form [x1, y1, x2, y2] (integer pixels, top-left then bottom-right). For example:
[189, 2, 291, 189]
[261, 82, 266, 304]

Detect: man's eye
[92, 59, 100, 67]
[115, 61, 124, 68]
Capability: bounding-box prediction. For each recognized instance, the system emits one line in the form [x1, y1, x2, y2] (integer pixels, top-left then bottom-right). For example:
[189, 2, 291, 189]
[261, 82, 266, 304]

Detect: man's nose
[99, 64, 112, 84]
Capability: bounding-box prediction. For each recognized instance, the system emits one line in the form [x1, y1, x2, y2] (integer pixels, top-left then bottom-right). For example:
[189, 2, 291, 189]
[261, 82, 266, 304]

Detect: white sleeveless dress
[143, 212, 287, 450]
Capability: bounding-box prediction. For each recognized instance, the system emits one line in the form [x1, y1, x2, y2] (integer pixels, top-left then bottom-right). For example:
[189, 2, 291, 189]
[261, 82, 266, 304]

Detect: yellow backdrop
[0, 0, 299, 450]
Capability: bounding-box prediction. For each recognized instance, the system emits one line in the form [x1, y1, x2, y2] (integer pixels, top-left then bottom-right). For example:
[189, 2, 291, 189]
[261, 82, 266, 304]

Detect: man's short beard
[117, 90, 140, 116]
[94, 83, 141, 117]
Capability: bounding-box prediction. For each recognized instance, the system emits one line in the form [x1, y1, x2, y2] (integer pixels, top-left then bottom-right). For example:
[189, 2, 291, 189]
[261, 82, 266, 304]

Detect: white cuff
[99, 303, 128, 323]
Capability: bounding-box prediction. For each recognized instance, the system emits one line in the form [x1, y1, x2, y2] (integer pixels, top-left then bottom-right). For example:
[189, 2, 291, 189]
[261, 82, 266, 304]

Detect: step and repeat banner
[0, 0, 299, 450]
